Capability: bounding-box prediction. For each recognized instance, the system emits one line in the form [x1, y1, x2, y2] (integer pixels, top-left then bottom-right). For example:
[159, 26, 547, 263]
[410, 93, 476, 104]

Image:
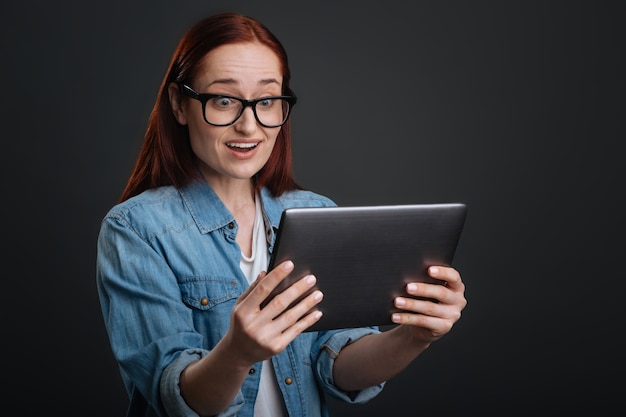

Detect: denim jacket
[96, 179, 384, 417]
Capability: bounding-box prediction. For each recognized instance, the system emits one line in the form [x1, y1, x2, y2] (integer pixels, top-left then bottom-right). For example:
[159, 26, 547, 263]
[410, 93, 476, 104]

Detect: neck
[204, 175, 255, 214]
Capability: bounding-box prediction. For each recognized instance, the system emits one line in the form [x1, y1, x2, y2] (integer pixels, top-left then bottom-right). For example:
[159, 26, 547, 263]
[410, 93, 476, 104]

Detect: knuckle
[422, 303, 437, 317]
[255, 279, 273, 295]
[271, 294, 289, 311]
[279, 306, 300, 323]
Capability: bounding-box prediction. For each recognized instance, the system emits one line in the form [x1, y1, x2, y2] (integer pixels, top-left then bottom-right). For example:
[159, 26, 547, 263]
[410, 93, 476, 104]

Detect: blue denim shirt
[96, 179, 384, 417]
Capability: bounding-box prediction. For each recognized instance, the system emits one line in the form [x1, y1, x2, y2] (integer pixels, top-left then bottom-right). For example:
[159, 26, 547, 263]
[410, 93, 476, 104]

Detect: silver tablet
[261, 203, 467, 332]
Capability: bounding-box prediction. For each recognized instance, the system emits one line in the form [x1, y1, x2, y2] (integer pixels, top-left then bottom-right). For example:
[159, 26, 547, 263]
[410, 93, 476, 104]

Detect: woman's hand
[391, 266, 467, 344]
[224, 260, 324, 367]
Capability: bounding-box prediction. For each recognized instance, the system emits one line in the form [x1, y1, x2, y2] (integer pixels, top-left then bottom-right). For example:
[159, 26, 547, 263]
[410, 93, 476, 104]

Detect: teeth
[227, 142, 257, 149]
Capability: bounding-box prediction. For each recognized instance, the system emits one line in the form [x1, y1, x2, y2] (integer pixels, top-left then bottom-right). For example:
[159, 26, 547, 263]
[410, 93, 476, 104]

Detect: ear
[168, 82, 188, 125]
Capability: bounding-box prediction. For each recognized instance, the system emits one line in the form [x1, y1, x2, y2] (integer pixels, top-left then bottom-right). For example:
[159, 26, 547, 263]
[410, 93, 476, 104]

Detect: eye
[257, 98, 274, 109]
[209, 96, 235, 109]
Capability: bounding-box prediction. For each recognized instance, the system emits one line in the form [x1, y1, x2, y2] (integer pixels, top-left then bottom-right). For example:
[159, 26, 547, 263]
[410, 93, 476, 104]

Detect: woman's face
[171, 42, 284, 186]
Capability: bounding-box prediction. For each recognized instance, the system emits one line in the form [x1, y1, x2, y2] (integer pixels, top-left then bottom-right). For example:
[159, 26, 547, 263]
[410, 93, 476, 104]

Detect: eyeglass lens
[205, 96, 290, 127]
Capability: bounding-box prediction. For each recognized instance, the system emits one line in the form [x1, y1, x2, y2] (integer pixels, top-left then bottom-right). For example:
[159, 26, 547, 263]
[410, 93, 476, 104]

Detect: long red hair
[119, 12, 301, 203]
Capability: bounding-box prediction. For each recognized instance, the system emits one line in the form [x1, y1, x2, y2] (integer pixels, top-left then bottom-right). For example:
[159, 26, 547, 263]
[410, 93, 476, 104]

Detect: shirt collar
[178, 178, 283, 234]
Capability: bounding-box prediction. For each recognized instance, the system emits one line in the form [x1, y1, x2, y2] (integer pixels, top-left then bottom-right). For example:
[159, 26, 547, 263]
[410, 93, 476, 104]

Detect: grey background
[2, 0, 624, 415]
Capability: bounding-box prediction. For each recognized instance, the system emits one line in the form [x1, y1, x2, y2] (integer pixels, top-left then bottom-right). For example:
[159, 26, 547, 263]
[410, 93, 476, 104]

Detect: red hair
[119, 12, 301, 202]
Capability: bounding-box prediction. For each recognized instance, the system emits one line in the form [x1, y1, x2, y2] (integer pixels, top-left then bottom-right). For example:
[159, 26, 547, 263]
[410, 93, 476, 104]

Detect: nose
[234, 105, 257, 133]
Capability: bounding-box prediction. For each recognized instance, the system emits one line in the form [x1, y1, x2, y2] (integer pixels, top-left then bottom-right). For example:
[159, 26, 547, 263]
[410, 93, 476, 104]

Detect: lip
[225, 140, 262, 159]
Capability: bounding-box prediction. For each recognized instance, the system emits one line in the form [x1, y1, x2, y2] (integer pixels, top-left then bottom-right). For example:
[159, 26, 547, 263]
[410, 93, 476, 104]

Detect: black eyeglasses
[179, 83, 297, 128]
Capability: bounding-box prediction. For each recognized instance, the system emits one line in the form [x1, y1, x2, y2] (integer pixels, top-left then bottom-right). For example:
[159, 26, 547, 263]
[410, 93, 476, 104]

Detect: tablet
[261, 203, 467, 332]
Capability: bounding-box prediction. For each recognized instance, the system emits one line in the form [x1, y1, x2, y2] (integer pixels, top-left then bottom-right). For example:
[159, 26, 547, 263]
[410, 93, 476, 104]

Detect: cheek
[262, 132, 280, 159]
[266, 129, 280, 148]
[188, 123, 221, 156]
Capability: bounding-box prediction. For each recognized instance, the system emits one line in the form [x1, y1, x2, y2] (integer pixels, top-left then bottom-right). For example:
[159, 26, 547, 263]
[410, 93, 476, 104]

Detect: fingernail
[306, 275, 316, 285]
[283, 260, 294, 270]
[430, 266, 439, 275]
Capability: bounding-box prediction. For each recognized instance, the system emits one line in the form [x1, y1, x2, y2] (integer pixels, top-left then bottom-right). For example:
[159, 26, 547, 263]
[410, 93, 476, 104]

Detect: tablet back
[263, 203, 467, 332]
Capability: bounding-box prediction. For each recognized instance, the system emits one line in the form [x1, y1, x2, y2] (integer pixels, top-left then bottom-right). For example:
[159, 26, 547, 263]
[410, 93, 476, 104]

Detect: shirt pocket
[179, 276, 241, 310]
[179, 276, 243, 345]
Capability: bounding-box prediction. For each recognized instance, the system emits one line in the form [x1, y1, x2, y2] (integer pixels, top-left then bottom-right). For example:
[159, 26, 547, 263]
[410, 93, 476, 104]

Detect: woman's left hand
[391, 266, 467, 344]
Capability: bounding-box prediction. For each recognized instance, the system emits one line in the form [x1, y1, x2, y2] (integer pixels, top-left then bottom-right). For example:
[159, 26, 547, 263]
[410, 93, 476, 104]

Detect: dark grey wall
[3, 1, 623, 415]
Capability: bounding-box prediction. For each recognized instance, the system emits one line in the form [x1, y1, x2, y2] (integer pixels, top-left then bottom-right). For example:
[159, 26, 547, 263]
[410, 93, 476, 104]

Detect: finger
[404, 280, 449, 304]
[282, 306, 324, 338]
[264, 273, 320, 318]
[271, 278, 323, 323]
[428, 266, 463, 289]
[391, 310, 453, 338]
[276, 291, 324, 336]
[236, 270, 267, 306]
[248, 260, 295, 306]
[393, 296, 461, 329]
[394, 294, 445, 317]
[392, 308, 439, 327]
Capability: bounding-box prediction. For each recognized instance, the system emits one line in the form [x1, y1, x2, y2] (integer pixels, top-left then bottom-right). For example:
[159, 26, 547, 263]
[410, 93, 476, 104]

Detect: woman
[96, 12, 467, 417]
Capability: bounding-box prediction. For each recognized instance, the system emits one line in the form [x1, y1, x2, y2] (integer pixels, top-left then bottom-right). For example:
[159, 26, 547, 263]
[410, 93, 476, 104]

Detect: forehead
[197, 42, 283, 86]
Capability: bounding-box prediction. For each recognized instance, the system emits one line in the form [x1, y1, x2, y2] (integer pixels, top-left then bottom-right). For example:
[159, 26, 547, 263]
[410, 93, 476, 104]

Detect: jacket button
[228, 222, 235, 229]
[200, 298, 209, 306]
[249, 368, 256, 375]
[285, 377, 293, 385]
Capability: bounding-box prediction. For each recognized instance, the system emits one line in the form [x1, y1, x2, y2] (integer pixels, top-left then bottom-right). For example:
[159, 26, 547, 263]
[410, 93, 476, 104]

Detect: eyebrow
[207, 78, 281, 88]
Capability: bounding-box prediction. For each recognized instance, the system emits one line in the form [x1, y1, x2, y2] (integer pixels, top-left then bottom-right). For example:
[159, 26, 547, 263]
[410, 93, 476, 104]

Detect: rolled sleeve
[313, 328, 386, 403]
[160, 349, 245, 417]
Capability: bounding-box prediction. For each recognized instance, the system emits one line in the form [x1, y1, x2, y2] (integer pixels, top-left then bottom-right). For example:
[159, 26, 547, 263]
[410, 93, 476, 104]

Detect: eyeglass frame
[178, 83, 297, 128]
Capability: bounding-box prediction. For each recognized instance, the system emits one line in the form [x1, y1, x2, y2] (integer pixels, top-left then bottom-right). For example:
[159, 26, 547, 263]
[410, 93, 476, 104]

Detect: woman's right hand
[179, 261, 322, 415]
[224, 260, 324, 366]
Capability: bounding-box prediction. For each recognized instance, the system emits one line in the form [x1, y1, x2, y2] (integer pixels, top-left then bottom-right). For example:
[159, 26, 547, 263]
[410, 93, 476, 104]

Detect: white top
[240, 195, 288, 417]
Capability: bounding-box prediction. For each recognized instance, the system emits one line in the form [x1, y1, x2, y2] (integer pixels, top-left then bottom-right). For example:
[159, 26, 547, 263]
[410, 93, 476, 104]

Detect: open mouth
[226, 142, 259, 152]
